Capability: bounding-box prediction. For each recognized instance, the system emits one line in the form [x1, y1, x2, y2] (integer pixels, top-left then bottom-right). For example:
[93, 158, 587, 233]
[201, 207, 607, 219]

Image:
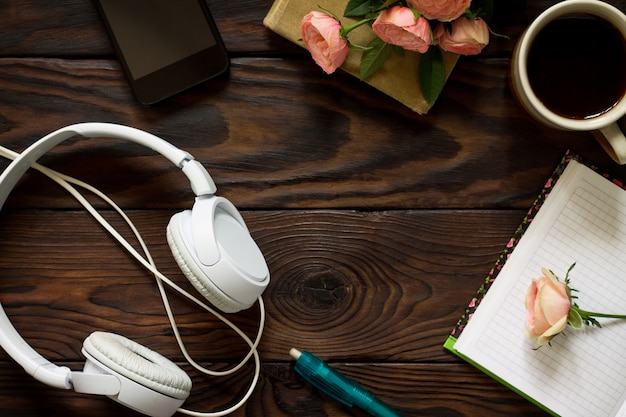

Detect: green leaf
[344, 0, 381, 17]
[359, 37, 392, 80]
[568, 309, 583, 329]
[418, 47, 446, 105]
[586, 317, 602, 328]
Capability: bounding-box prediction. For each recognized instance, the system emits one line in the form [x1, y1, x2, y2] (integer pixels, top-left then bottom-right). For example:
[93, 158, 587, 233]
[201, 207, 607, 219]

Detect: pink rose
[524, 269, 571, 347]
[434, 17, 490, 55]
[301, 11, 349, 74]
[407, 0, 471, 22]
[372, 6, 431, 53]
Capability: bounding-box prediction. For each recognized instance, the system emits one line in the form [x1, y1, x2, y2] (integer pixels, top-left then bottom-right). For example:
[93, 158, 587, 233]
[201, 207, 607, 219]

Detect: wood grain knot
[296, 272, 349, 311]
[271, 262, 357, 328]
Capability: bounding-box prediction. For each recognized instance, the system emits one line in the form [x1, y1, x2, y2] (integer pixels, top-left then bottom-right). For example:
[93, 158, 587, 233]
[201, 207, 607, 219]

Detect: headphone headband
[0, 123, 217, 212]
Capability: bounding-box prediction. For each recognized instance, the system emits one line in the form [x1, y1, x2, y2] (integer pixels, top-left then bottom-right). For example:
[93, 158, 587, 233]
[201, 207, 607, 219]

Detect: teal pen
[289, 348, 405, 417]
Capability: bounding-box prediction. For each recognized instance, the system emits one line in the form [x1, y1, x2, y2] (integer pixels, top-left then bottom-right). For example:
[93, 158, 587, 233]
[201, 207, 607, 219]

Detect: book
[444, 151, 626, 417]
[263, 0, 459, 114]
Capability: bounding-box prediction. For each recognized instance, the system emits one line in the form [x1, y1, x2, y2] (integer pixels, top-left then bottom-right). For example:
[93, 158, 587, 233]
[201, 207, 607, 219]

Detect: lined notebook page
[454, 160, 626, 417]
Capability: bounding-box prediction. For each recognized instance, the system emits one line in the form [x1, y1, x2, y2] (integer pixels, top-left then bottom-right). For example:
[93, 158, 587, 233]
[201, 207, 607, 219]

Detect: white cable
[0, 145, 264, 416]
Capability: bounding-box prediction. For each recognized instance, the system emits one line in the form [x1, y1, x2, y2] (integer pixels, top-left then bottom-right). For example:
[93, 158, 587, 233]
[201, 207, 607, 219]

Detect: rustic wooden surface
[0, 1, 625, 416]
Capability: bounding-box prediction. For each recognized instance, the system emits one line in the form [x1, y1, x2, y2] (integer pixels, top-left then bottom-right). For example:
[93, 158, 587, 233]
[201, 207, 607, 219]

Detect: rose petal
[538, 279, 571, 325]
[537, 315, 568, 347]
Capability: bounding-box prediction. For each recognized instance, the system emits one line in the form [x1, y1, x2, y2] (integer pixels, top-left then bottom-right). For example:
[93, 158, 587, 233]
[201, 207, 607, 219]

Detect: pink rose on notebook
[434, 16, 490, 55]
[372, 6, 431, 53]
[301, 11, 349, 74]
[524, 268, 570, 347]
[525, 264, 626, 348]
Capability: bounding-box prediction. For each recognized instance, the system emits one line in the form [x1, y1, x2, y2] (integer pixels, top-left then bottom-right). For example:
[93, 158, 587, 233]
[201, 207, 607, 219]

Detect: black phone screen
[96, 0, 229, 104]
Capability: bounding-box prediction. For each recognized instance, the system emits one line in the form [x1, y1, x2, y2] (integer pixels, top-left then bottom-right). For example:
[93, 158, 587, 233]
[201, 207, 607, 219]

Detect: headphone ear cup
[82, 332, 192, 400]
[167, 211, 243, 313]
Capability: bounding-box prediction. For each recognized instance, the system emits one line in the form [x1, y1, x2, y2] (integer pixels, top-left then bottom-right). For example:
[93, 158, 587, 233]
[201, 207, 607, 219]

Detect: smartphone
[94, 0, 229, 105]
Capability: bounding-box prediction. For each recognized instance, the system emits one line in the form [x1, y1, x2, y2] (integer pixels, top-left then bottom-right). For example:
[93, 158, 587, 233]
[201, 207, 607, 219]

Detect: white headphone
[0, 123, 270, 417]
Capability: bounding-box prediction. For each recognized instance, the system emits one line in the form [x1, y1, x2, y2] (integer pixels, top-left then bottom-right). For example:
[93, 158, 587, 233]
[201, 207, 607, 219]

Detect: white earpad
[166, 196, 269, 313]
[167, 211, 246, 313]
[82, 332, 192, 400]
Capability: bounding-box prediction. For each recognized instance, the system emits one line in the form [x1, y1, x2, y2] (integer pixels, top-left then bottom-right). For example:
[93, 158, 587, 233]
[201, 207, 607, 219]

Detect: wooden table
[1, 1, 625, 416]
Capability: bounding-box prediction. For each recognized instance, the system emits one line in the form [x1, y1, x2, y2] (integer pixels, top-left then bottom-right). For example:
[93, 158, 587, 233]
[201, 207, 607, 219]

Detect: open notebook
[445, 153, 626, 417]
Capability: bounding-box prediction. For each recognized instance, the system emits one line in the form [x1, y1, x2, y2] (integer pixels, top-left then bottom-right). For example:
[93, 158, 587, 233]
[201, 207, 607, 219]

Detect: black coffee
[527, 13, 626, 119]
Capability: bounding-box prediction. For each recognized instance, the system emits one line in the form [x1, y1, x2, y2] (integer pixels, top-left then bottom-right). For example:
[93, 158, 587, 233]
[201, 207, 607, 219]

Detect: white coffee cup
[511, 0, 626, 164]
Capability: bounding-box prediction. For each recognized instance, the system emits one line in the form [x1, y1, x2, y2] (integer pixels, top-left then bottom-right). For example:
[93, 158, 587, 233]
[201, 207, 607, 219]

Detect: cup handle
[595, 122, 626, 164]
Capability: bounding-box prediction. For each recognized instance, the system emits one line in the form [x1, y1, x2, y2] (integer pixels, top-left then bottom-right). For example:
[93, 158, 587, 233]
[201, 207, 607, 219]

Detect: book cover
[445, 151, 626, 417]
[263, 0, 459, 114]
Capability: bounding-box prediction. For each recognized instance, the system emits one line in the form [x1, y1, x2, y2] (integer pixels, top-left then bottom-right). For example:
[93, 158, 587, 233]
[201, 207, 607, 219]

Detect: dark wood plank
[0, 362, 549, 417]
[1, 57, 624, 211]
[0, 209, 522, 362]
[0, 1, 624, 57]
[0, 0, 300, 57]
